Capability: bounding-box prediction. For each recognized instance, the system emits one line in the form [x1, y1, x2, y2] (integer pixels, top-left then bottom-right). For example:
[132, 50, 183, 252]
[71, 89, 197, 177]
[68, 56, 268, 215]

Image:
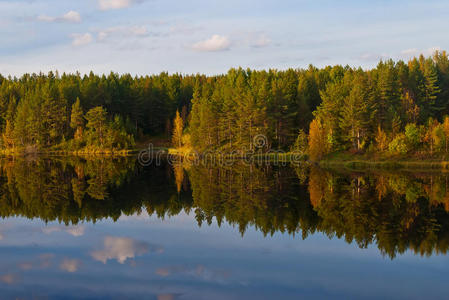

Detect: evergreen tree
[422, 58, 442, 117]
[71, 98, 84, 140]
[377, 60, 400, 129]
[339, 76, 369, 150]
[291, 129, 308, 154]
[85, 106, 107, 147]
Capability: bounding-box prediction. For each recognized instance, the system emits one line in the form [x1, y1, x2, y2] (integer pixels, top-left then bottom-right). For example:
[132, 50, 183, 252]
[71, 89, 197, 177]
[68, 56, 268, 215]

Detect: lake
[0, 157, 448, 299]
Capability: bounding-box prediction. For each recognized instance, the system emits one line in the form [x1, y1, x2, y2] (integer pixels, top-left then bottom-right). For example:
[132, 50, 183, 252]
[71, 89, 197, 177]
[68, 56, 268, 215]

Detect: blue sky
[1, 0, 448, 76]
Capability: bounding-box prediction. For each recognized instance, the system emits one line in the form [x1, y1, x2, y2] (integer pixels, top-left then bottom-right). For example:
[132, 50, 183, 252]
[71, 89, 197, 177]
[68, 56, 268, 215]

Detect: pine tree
[71, 98, 84, 140]
[14, 98, 38, 146]
[291, 129, 308, 154]
[339, 78, 368, 151]
[377, 60, 400, 128]
[422, 58, 442, 117]
[85, 106, 107, 147]
[434, 51, 449, 115]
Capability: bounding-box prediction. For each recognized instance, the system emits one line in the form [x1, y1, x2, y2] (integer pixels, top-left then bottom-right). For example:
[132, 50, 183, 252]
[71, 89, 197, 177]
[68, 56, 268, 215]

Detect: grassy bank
[166, 149, 308, 163]
[0, 135, 171, 157]
[0, 148, 134, 157]
[319, 152, 449, 170]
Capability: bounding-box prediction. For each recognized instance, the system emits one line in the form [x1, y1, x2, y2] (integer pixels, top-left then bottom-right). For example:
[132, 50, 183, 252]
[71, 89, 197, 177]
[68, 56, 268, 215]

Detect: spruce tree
[422, 58, 442, 117]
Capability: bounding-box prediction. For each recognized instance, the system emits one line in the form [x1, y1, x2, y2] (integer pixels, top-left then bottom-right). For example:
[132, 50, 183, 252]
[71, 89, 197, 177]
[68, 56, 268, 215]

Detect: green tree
[291, 129, 308, 154]
[422, 58, 442, 117]
[71, 97, 84, 140]
[85, 106, 107, 147]
[339, 76, 368, 151]
[404, 123, 420, 151]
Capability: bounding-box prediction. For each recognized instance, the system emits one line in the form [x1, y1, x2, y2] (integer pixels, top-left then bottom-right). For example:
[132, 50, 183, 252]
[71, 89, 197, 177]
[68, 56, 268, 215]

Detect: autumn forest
[1, 51, 449, 160]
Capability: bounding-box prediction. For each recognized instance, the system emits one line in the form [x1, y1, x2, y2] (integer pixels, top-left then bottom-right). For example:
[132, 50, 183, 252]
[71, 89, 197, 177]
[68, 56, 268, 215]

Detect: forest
[188, 50, 449, 160]
[1, 50, 449, 159]
[0, 71, 197, 153]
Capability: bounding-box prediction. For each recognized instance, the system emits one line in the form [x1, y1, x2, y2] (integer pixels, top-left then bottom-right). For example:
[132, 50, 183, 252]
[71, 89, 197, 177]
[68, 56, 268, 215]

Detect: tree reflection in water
[1, 157, 449, 259]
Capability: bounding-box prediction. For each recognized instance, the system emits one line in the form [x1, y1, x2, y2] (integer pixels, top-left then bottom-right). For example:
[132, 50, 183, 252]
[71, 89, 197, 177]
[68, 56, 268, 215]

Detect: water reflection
[90, 236, 163, 264]
[0, 158, 449, 299]
[188, 163, 449, 258]
[0, 157, 449, 259]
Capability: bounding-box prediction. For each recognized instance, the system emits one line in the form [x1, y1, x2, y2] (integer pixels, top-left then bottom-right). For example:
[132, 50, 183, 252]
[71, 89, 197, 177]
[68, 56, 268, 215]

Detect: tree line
[0, 71, 199, 152]
[2, 51, 449, 157]
[184, 51, 449, 160]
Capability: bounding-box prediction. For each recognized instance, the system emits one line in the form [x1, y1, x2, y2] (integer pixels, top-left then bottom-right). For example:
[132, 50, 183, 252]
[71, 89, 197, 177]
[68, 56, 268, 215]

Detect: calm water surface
[0, 157, 448, 299]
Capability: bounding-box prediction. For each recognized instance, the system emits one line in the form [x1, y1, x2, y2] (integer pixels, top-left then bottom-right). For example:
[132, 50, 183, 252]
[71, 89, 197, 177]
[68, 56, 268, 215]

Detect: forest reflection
[1, 157, 449, 259]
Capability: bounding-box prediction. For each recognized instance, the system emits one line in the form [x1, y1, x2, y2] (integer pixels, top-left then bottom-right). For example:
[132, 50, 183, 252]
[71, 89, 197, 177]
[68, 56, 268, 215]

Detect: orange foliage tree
[308, 119, 328, 161]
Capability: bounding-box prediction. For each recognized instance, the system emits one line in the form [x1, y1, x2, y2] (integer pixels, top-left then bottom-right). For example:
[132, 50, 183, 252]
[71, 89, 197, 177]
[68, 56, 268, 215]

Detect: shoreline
[4, 147, 449, 171]
[318, 157, 449, 171]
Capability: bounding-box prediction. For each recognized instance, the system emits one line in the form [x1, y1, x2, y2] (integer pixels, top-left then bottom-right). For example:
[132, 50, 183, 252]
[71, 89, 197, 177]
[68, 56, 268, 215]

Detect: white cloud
[401, 46, 441, 58]
[66, 226, 86, 237]
[71, 33, 93, 47]
[42, 225, 86, 237]
[60, 259, 81, 273]
[97, 25, 149, 41]
[90, 236, 163, 264]
[98, 0, 140, 10]
[63, 11, 82, 23]
[192, 35, 231, 52]
[37, 10, 81, 23]
[98, 31, 108, 41]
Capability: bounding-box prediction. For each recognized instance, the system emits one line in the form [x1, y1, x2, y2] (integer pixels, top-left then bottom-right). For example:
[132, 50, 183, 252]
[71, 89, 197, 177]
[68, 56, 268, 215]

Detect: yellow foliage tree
[443, 116, 449, 153]
[375, 126, 388, 152]
[424, 118, 440, 155]
[2, 120, 15, 149]
[308, 119, 327, 161]
[172, 110, 184, 149]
